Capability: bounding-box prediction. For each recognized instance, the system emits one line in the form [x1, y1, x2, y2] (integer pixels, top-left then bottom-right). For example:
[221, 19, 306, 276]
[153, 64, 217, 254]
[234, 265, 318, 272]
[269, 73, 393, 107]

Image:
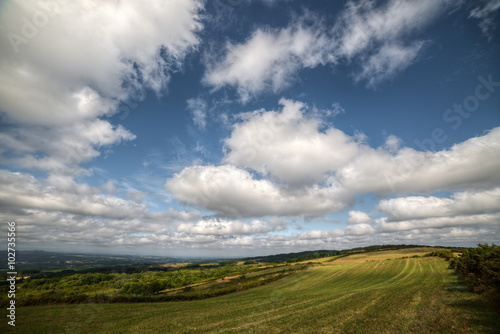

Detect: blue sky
[1, 0, 499, 257]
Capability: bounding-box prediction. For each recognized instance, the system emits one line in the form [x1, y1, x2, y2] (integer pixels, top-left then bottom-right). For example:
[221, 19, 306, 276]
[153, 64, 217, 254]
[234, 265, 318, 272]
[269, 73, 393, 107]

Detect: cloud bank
[0, 0, 203, 176]
[168, 99, 500, 219]
[0, 0, 498, 256]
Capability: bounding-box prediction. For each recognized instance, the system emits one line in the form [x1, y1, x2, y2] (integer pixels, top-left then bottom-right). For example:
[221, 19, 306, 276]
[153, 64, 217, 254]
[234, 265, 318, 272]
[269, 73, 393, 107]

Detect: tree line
[426, 244, 499, 306]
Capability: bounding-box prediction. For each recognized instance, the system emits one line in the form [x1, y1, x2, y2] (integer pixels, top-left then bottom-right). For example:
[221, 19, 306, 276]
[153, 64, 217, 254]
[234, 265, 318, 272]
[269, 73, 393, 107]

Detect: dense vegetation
[5, 250, 499, 333]
[1, 261, 308, 306]
[4, 243, 499, 333]
[450, 244, 500, 297]
[244, 244, 428, 263]
[426, 244, 500, 307]
[1, 244, 457, 308]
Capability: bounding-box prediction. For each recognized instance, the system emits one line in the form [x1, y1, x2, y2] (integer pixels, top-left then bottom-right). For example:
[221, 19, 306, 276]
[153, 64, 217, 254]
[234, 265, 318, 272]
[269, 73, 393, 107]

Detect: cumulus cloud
[0, 0, 203, 176]
[1, 119, 135, 176]
[347, 211, 372, 224]
[203, 0, 455, 100]
[167, 99, 500, 220]
[0, 208, 200, 254]
[223, 99, 359, 186]
[166, 164, 350, 218]
[0, 170, 148, 219]
[203, 13, 333, 102]
[378, 188, 500, 221]
[1, 0, 202, 125]
[333, 0, 457, 85]
[101, 181, 118, 195]
[298, 230, 330, 240]
[338, 127, 500, 194]
[0, 166, 217, 255]
[0, 1, 204, 258]
[345, 223, 376, 235]
[376, 213, 500, 232]
[3, 202, 497, 256]
[1, 1, 497, 255]
[177, 218, 286, 235]
[0, 169, 202, 223]
[368, 187, 500, 240]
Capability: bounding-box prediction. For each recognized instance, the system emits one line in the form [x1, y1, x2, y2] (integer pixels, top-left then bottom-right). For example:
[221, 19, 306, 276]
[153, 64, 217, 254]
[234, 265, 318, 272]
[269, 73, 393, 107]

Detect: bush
[424, 250, 455, 261]
[451, 244, 500, 294]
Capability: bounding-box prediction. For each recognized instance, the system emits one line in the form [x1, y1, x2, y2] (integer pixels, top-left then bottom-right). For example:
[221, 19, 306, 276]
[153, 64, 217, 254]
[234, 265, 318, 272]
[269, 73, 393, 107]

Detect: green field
[4, 250, 499, 333]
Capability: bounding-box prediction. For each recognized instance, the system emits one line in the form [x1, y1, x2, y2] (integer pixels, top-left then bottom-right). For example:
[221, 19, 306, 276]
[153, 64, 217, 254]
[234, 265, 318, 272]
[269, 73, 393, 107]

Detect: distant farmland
[7, 248, 499, 333]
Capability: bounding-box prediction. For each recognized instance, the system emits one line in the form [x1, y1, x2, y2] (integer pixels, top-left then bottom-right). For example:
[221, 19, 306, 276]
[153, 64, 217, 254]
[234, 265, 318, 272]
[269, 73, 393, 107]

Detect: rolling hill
[4, 247, 499, 333]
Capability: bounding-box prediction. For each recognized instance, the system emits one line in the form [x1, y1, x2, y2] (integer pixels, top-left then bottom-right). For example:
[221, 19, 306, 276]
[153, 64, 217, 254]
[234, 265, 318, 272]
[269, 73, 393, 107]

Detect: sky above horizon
[1, 0, 499, 257]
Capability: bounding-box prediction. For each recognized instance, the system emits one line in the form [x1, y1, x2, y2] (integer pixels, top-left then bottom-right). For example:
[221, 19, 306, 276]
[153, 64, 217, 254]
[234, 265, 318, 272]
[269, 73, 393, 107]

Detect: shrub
[424, 250, 455, 261]
[452, 244, 500, 295]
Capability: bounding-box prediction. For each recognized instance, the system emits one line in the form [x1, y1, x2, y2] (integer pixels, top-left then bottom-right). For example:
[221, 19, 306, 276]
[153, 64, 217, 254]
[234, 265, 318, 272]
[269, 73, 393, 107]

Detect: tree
[452, 244, 500, 294]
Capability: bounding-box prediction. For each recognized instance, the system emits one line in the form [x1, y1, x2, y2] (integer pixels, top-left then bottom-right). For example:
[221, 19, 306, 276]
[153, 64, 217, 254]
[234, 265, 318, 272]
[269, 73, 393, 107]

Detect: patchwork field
[5, 249, 499, 333]
[315, 247, 446, 264]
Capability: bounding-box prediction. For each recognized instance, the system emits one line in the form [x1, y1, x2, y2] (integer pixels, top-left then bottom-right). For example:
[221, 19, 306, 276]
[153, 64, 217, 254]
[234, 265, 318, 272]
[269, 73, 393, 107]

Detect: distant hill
[243, 244, 435, 263]
[1, 245, 464, 271]
[0, 250, 186, 270]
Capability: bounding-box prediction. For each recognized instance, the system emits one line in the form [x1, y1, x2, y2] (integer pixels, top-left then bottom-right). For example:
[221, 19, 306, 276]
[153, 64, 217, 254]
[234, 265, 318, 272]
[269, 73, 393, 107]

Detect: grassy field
[4, 249, 499, 333]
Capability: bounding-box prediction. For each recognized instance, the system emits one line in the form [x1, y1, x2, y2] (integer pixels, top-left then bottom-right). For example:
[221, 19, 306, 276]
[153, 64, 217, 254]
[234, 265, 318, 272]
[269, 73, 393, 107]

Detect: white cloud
[1, 0, 203, 126]
[204, 0, 455, 100]
[0, 0, 203, 177]
[345, 223, 376, 235]
[334, 0, 448, 57]
[187, 97, 208, 131]
[469, 0, 500, 39]
[383, 135, 402, 153]
[0, 169, 201, 224]
[316, 103, 346, 118]
[2, 202, 497, 256]
[166, 164, 351, 218]
[1, 119, 135, 176]
[333, 0, 456, 86]
[203, 14, 332, 102]
[347, 211, 372, 224]
[223, 99, 359, 186]
[167, 99, 500, 219]
[298, 230, 329, 240]
[101, 180, 118, 195]
[1, 1, 497, 255]
[0, 170, 148, 219]
[354, 42, 424, 87]
[146, 208, 202, 223]
[177, 218, 286, 235]
[126, 191, 147, 204]
[376, 213, 500, 232]
[338, 127, 500, 194]
[378, 188, 500, 221]
[225, 99, 500, 196]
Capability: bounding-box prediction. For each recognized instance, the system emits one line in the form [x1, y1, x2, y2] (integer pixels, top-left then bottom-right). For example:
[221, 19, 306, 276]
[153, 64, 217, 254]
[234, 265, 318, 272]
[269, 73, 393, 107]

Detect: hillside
[5, 248, 499, 333]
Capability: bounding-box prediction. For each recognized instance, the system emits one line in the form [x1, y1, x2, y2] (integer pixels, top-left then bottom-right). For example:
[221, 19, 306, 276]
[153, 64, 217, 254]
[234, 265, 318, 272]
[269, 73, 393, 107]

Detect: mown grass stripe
[7, 256, 499, 334]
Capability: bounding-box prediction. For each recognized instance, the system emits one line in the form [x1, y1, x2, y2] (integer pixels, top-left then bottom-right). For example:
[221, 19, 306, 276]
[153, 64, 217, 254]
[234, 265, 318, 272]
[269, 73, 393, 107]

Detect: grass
[318, 247, 446, 264]
[3, 249, 499, 333]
